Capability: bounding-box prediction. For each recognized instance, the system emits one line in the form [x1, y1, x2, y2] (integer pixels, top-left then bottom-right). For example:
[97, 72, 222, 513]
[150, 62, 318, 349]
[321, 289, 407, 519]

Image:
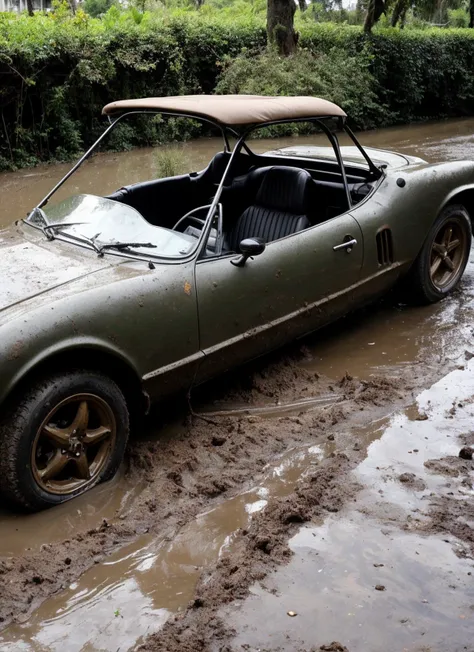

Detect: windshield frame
[26, 194, 215, 264]
[24, 108, 380, 265]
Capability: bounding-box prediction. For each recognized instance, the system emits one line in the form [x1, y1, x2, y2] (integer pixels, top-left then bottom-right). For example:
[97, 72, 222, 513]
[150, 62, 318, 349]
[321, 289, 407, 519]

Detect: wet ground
[1, 119, 474, 651]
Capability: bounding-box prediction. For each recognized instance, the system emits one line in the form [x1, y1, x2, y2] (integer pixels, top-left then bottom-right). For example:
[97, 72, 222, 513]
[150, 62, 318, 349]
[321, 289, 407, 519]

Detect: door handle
[333, 238, 357, 253]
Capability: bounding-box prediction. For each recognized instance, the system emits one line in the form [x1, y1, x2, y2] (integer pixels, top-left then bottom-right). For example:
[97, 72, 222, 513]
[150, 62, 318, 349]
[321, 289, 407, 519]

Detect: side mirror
[231, 237, 266, 267]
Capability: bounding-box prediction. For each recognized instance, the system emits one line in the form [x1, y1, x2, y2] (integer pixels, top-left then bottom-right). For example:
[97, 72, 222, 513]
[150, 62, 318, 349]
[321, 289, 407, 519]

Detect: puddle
[301, 261, 474, 381]
[0, 443, 329, 651]
[3, 345, 474, 651]
[0, 469, 144, 558]
[226, 515, 474, 652]
[355, 357, 474, 517]
[223, 359, 474, 651]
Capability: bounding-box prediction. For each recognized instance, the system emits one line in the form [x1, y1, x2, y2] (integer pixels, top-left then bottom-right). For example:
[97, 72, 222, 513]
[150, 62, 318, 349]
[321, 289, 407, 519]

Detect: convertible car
[1, 95, 473, 511]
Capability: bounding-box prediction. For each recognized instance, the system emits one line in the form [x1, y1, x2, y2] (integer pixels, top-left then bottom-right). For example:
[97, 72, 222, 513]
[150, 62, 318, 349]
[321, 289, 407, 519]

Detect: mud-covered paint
[1, 132, 474, 412]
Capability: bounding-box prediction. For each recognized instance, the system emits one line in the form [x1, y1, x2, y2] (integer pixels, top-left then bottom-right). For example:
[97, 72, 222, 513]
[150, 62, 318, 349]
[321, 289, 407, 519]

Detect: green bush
[83, 0, 118, 18]
[154, 145, 191, 177]
[2, 10, 474, 171]
[215, 47, 384, 130]
[448, 8, 469, 27]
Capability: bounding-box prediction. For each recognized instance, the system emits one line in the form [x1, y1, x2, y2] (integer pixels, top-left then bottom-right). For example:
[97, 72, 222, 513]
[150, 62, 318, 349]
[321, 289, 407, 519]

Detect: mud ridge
[138, 453, 358, 652]
[0, 351, 409, 629]
[421, 434, 474, 558]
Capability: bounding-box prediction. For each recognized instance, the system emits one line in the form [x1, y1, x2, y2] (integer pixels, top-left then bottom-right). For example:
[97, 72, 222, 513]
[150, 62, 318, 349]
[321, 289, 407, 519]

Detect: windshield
[34, 194, 198, 259]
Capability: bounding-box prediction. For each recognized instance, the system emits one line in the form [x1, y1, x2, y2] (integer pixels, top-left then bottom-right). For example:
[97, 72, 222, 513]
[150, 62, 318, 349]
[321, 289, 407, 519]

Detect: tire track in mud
[0, 350, 412, 632]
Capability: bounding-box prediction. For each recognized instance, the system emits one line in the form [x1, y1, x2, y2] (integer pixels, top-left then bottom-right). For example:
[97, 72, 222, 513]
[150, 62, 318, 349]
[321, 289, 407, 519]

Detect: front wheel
[0, 370, 129, 511]
[402, 204, 472, 305]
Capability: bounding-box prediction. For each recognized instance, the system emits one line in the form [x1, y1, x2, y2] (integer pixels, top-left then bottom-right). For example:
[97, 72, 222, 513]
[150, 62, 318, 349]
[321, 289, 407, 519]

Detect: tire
[402, 204, 472, 305]
[0, 370, 129, 512]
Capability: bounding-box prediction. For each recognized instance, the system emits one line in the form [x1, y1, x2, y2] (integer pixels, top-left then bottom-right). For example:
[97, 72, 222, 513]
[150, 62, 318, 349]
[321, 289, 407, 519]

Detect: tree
[470, 0, 474, 26]
[26, 0, 34, 16]
[298, 0, 306, 11]
[364, 0, 385, 31]
[391, 0, 410, 25]
[267, 0, 299, 55]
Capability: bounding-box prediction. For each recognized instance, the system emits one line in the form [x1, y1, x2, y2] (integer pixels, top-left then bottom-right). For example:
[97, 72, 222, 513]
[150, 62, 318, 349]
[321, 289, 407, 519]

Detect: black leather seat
[226, 166, 312, 252]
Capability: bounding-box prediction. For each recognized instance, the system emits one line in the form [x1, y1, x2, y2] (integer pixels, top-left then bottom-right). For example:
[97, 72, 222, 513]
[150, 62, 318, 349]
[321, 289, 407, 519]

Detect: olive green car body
[1, 150, 474, 416]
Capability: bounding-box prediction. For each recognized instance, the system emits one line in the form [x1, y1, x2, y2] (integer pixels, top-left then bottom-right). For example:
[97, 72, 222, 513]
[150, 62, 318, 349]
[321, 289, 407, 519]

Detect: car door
[194, 214, 363, 383]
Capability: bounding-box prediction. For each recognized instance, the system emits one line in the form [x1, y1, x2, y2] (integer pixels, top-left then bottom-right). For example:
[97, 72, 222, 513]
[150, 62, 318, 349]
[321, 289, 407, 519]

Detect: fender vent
[376, 228, 393, 266]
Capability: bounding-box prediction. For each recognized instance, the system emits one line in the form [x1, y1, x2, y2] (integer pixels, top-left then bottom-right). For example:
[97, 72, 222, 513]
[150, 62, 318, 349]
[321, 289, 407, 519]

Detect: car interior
[106, 148, 379, 256]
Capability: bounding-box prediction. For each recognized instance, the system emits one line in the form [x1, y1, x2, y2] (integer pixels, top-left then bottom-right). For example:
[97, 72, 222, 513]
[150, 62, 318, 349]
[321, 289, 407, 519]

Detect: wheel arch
[2, 343, 148, 419]
[440, 185, 474, 227]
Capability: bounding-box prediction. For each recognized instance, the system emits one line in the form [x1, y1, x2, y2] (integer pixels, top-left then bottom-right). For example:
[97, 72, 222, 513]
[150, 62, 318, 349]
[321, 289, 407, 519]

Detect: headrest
[255, 166, 313, 214]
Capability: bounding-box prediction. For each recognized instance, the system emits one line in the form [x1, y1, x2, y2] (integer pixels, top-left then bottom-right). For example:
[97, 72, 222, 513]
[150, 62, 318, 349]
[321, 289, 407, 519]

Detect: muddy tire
[0, 370, 129, 512]
[402, 204, 472, 305]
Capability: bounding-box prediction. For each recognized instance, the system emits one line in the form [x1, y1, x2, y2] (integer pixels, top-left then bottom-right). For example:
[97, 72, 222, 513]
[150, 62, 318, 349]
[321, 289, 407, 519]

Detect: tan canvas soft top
[102, 94, 346, 125]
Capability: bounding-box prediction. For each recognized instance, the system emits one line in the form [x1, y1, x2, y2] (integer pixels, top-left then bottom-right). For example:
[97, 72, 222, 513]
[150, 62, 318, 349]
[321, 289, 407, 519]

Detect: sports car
[1, 94, 473, 511]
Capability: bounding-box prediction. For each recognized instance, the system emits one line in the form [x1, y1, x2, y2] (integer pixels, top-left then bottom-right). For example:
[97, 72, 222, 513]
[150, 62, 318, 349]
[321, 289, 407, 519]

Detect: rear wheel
[402, 204, 471, 304]
[0, 370, 129, 511]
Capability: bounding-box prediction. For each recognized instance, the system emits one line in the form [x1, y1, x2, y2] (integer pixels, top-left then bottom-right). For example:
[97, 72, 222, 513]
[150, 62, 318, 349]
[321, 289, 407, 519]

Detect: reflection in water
[0, 469, 143, 558]
[0, 444, 326, 651]
[226, 517, 474, 652]
[226, 362, 474, 651]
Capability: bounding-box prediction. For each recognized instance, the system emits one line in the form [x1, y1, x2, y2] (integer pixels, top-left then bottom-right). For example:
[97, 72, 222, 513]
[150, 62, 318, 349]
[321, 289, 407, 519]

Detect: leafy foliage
[154, 145, 191, 177]
[2, 9, 474, 170]
[215, 47, 383, 129]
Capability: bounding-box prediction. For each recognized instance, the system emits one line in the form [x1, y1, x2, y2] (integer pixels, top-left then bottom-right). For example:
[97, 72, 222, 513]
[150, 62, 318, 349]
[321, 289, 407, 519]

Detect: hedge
[1, 10, 474, 171]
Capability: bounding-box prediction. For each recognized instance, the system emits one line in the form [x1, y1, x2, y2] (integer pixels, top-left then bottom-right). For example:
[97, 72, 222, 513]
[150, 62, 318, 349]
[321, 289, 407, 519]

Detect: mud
[0, 356, 407, 634]
[1, 120, 474, 651]
[217, 364, 474, 652]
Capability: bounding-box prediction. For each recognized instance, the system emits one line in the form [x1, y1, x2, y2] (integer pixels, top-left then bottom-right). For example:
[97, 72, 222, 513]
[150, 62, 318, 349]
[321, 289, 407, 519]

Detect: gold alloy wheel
[429, 219, 467, 290]
[31, 394, 116, 495]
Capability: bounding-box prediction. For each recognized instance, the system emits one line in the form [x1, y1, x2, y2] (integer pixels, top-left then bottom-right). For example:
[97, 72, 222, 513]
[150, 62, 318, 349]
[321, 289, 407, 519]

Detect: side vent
[376, 228, 393, 266]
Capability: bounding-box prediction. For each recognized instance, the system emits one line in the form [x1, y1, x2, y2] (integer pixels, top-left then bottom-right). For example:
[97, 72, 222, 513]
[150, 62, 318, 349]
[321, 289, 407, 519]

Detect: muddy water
[2, 118, 474, 650]
[225, 362, 474, 652]
[2, 117, 474, 227]
[0, 444, 331, 651]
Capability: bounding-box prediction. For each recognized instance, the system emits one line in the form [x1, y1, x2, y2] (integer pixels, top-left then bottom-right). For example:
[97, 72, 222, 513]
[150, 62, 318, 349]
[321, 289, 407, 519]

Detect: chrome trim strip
[142, 350, 204, 382]
[201, 263, 404, 357]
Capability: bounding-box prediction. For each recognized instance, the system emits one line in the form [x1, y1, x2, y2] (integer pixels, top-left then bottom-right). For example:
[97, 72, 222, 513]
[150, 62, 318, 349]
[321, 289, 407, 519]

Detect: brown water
[2, 116, 474, 226]
[225, 368, 474, 652]
[2, 118, 474, 651]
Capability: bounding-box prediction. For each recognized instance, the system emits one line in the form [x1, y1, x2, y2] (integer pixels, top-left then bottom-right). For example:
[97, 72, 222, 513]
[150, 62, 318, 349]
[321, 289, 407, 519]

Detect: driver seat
[226, 166, 312, 252]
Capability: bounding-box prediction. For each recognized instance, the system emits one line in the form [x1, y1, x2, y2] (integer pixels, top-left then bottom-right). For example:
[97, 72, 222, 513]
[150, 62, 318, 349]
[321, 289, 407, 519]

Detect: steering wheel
[172, 206, 209, 232]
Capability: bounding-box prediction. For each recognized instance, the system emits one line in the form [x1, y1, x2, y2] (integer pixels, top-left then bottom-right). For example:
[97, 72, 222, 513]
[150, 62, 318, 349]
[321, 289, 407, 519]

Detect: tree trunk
[68, 0, 77, 13]
[470, 0, 474, 27]
[364, 0, 385, 32]
[267, 0, 298, 56]
[298, 0, 306, 11]
[26, 0, 34, 16]
[400, 5, 408, 27]
[391, 0, 406, 26]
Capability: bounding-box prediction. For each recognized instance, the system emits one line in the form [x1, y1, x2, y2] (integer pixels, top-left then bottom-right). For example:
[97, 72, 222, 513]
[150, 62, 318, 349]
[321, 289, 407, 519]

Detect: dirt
[0, 350, 407, 630]
[0, 309, 472, 650]
[2, 121, 474, 651]
[421, 448, 474, 558]
[140, 452, 357, 652]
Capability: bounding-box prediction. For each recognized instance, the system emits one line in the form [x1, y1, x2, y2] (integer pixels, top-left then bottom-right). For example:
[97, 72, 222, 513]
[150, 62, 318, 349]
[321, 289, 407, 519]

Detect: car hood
[0, 225, 114, 314]
[265, 145, 427, 169]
